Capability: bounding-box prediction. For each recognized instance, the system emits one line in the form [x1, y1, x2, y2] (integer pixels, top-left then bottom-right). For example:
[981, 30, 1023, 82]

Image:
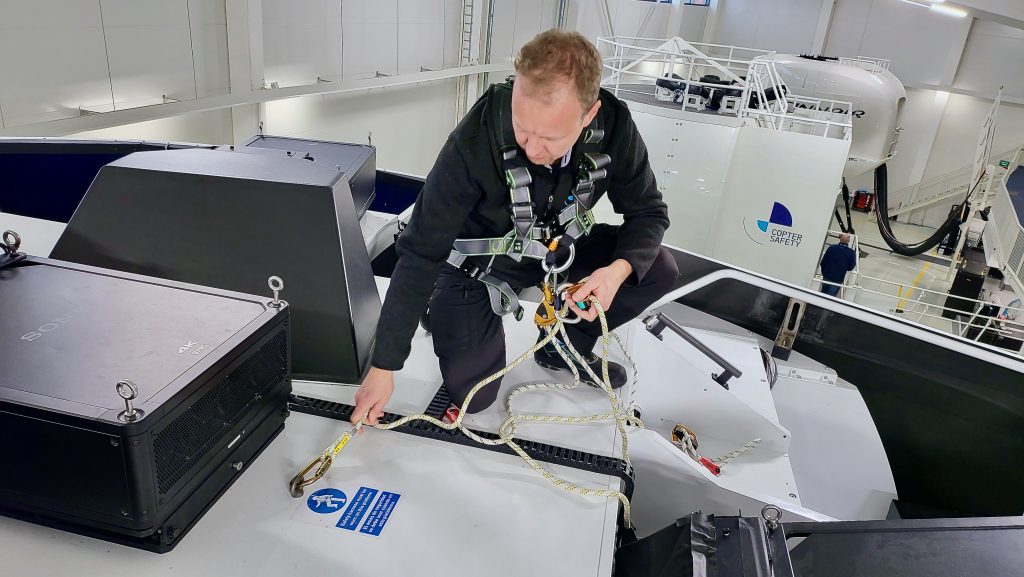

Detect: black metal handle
[643, 312, 743, 389]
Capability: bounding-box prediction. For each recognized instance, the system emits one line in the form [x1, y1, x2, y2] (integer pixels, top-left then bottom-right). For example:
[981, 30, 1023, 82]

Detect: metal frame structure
[596, 36, 853, 140]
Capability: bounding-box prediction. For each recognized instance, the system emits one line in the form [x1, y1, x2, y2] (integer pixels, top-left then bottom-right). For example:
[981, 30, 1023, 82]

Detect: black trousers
[429, 224, 679, 413]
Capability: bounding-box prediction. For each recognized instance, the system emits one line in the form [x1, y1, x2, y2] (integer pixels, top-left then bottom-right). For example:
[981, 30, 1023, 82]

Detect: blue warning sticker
[306, 488, 347, 515]
[358, 491, 401, 537]
[336, 486, 378, 531]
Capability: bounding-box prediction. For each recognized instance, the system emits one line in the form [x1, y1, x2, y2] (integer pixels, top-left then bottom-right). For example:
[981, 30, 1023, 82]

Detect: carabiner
[288, 422, 360, 498]
[289, 454, 332, 498]
[541, 236, 575, 274]
[555, 281, 589, 324]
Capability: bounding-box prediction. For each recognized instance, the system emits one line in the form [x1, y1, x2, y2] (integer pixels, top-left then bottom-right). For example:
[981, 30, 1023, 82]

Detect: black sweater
[371, 86, 669, 370]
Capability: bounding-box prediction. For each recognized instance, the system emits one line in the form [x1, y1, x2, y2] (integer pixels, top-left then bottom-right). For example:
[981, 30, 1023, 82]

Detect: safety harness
[445, 80, 611, 319]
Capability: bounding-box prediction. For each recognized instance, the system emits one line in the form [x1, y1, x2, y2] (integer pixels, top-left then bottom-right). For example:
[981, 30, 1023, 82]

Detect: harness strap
[445, 81, 610, 317]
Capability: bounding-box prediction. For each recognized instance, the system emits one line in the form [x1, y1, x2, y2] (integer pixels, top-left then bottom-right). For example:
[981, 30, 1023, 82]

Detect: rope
[294, 283, 761, 524]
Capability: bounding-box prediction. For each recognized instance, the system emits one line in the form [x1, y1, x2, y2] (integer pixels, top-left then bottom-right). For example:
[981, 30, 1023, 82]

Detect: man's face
[511, 74, 600, 166]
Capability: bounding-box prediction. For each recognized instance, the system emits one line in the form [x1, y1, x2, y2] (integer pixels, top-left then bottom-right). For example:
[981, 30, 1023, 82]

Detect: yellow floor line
[896, 261, 931, 311]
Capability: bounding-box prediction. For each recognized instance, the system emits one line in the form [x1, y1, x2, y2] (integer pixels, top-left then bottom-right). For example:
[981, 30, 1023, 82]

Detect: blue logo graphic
[307, 488, 348, 514]
[757, 202, 793, 232]
[743, 202, 801, 247]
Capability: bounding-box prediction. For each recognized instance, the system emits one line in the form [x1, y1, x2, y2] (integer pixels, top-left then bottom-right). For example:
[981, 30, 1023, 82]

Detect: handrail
[642, 312, 744, 388]
[650, 265, 1024, 369]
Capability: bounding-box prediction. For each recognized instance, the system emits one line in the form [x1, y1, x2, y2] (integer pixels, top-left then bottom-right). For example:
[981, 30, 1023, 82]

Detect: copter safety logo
[743, 201, 802, 248]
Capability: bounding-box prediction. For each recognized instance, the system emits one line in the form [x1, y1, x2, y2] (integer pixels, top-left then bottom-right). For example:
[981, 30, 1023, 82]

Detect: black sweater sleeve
[604, 102, 670, 281]
[370, 136, 482, 371]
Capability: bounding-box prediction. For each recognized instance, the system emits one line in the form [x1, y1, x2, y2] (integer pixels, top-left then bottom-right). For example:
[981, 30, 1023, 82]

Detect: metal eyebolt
[2, 230, 21, 254]
[760, 504, 783, 531]
[268, 276, 284, 308]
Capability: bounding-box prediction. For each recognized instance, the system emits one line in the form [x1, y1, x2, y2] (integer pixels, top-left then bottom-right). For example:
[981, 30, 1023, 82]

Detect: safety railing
[837, 56, 891, 75]
[651, 265, 1024, 368]
[887, 146, 1020, 222]
[597, 36, 852, 140]
[741, 56, 852, 140]
[813, 269, 1024, 354]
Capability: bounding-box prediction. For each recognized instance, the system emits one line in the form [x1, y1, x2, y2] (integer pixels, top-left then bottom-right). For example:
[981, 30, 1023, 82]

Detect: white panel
[192, 24, 231, 97]
[99, 0, 186, 26]
[572, 0, 610, 44]
[846, 0, 966, 86]
[68, 109, 234, 145]
[323, 0, 343, 81]
[0, 23, 112, 125]
[442, 0, 462, 67]
[715, 0, 819, 54]
[709, 126, 850, 287]
[541, 0, 558, 30]
[513, 0, 546, 55]
[188, 0, 227, 25]
[100, 1, 197, 105]
[954, 20, 1024, 99]
[677, 5, 709, 42]
[264, 79, 459, 175]
[262, 0, 322, 25]
[398, 22, 445, 74]
[638, 3, 671, 39]
[617, 104, 739, 256]
[773, 373, 897, 521]
[824, 0, 873, 57]
[0, 0, 103, 28]
[612, 0, 645, 39]
[712, 0, 758, 48]
[263, 23, 326, 85]
[884, 88, 948, 194]
[397, 0, 442, 24]
[490, 0, 517, 63]
[753, 0, 819, 54]
[343, 0, 398, 79]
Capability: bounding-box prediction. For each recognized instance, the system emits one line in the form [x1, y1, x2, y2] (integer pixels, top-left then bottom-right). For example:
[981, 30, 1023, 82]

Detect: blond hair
[514, 29, 602, 109]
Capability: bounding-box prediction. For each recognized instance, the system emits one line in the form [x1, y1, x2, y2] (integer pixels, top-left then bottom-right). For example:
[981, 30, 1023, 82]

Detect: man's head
[839, 233, 851, 245]
[511, 30, 603, 166]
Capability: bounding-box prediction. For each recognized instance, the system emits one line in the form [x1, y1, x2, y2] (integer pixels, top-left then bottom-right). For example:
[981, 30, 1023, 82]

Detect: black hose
[873, 163, 969, 256]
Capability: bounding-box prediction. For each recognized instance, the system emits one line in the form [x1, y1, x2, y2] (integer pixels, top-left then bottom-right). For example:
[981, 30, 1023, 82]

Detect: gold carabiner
[534, 283, 558, 328]
[289, 454, 333, 498]
[288, 423, 360, 498]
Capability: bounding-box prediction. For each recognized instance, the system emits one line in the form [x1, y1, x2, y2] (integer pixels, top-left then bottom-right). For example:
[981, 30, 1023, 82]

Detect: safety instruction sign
[292, 485, 401, 537]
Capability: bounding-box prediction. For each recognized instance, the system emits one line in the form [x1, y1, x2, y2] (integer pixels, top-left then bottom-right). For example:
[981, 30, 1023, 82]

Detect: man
[353, 30, 677, 426]
[820, 233, 857, 297]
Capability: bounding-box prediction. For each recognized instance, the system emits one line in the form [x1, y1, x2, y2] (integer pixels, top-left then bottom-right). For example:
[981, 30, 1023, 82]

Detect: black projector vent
[153, 329, 288, 495]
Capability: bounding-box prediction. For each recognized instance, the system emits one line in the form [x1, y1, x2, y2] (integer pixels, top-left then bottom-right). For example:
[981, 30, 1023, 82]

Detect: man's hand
[352, 366, 394, 430]
[569, 259, 633, 322]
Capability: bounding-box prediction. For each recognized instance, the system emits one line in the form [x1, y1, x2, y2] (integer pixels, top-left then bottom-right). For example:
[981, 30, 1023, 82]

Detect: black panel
[243, 135, 376, 217]
[0, 139, 212, 222]
[787, 517, 1024, 577]
[51, 148, 380, 383]
[0, 257, 291, 550]
[154, 331, 287, 495]
[0, 411, 131, 518]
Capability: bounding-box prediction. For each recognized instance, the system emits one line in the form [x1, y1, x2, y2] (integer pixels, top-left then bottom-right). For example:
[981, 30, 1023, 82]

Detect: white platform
[0, 410, 618, 576]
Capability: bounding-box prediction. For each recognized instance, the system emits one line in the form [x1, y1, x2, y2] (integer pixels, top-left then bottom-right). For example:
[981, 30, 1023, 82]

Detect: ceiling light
[930, 3, 968, 17]
[898, 0, 930, 7]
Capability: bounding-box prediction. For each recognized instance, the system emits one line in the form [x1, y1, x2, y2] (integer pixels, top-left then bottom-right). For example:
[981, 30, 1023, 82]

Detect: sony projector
[0, 257, 291, 552]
